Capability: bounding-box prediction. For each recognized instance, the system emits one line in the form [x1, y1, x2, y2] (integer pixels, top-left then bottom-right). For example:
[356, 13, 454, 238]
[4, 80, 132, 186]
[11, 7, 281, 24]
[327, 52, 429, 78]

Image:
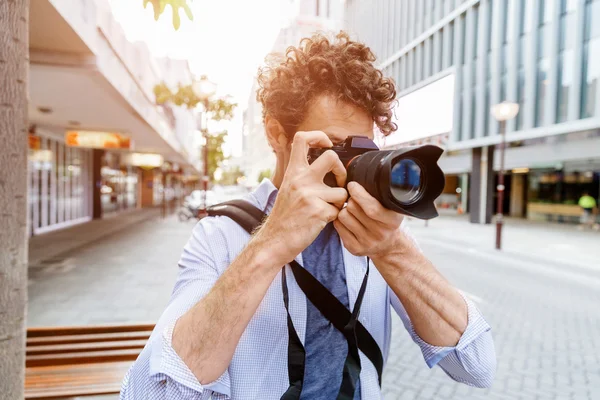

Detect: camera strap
[207, 200, 383, 399]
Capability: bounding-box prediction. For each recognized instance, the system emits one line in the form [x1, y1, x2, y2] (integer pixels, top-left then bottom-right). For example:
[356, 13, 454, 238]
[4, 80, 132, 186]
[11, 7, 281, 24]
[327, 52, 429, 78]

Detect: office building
[345, 0, 600, 224]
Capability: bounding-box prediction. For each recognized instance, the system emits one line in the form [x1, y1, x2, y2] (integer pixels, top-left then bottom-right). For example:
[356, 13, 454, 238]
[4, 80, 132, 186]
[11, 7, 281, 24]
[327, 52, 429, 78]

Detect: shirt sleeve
[389, 221, 497, 388]
[120, 218, 232, 400]
[390, 291, 496, 388]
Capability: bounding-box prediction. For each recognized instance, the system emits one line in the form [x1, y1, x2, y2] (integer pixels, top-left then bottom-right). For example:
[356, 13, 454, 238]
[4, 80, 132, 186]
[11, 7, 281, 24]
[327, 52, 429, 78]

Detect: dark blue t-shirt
[299, 223, 360, 400]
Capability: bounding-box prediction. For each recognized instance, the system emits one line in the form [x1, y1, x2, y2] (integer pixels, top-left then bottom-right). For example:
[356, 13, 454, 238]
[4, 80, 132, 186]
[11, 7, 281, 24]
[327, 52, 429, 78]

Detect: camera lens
[344, 143, 444, 220]
[390, 159, 422, 204]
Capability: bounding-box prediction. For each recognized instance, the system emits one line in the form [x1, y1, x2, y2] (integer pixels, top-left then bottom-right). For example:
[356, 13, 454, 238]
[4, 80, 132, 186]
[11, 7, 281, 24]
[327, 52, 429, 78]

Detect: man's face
[294, 95, 373, 151]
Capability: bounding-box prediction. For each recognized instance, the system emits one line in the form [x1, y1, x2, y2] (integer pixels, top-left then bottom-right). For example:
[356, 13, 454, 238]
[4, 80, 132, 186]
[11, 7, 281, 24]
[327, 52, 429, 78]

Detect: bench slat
[25, 362, 131, 399]
[27, 331, 151, 346]
[26, 349, 142, 368]
[27, 323, 155, 337]
[27, 339, 148, 356]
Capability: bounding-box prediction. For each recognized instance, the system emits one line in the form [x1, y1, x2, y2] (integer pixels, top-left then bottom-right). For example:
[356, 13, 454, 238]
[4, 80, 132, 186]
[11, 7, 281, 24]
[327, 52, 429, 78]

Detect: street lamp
[490, 101, 520, 250]
[192, 76, 217, 214]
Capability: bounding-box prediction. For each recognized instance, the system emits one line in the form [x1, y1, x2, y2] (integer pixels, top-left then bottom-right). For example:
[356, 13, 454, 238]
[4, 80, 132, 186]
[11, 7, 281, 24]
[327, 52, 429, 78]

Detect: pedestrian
[120, 32, 496, 400]
[578, 191, 599, 230]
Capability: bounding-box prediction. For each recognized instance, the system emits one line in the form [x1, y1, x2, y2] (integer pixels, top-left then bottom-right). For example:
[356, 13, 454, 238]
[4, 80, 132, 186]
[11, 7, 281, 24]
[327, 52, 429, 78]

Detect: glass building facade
[345, 0, 600, 142]
[345, 0, 600, 223]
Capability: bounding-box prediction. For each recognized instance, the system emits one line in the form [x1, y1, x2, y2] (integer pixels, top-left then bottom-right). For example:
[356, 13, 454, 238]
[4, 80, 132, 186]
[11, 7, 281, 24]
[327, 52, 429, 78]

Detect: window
[446, 23, 454, 68]
[535, 59, 550, 126]
[584, 0, 600, 40]
[537, 26, 547, 58]
[581, 38, 600, 118]
[519, 36, 527, 67]
[472, 6, 480, 58]
[459, 16, 466, 64]
[407, 50, 414, 87]
[561, 0, 577, 13]
[425, 38, 433, 78]
[416, 0, 423, 36]
[580, 0, 600, 118]
[516, 68, 526, 129]
[556, 1, 577, 122]
[432, 34, 440, 75]
[557, 49, 574, 122]
[28, 136, 91, 234]
[501, 74, 507, 103]
[416, 44, 423, 82]
[484, 82, 491, 136]
[540, 0, 554, 24]
[520, 0, 535, 34]
[559, 12, 576, 51]
[486, 0, 494, 51]
[400, 56, 406, 90]
[502, 1, 514, 44]
[457, 91, 464, 139]
[470, 88, 477, 139]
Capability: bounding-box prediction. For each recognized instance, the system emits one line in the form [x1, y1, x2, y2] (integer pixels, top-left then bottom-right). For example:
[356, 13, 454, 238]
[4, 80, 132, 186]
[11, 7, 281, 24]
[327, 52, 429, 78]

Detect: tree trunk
[0, 0, 29, 398]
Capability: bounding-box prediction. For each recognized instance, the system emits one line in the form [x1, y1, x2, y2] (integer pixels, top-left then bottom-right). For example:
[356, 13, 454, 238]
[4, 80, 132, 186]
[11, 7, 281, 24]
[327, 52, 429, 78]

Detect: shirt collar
[250, 178, 278, 215]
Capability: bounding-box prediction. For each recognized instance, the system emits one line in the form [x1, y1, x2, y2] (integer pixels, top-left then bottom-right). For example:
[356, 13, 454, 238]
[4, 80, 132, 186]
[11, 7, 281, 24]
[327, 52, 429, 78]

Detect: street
[27, 215, 600, 400]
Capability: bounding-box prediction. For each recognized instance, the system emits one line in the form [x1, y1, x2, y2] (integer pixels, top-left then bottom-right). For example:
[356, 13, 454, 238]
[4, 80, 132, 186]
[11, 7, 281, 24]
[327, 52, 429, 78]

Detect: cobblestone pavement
[27, 216, 600, 399]
[382, 219, 600, 400]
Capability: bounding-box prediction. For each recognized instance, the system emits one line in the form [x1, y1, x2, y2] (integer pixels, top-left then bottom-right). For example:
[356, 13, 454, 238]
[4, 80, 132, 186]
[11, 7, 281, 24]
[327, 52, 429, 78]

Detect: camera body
[307, 136, 379, 187]
[306, 135, 445, 220]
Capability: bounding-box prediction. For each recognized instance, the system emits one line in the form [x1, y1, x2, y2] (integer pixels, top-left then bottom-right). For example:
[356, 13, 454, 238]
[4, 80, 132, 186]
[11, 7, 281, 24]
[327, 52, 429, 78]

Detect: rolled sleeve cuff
[408, 293, 491, 368]
[149, 320, 231, 399]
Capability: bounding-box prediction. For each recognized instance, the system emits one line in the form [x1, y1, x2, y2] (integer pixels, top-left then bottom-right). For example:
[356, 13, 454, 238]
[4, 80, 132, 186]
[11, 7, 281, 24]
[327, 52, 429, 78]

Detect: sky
[108, 0, 299, 157]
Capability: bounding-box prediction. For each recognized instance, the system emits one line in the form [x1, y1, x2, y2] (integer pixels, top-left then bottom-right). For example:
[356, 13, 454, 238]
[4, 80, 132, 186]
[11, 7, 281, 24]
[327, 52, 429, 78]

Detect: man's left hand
[334, 181, 407, 258]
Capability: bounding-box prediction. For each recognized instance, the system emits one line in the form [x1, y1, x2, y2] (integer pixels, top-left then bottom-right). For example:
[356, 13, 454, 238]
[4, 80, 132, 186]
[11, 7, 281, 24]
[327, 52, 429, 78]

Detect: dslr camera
[307, 136, 445, 220]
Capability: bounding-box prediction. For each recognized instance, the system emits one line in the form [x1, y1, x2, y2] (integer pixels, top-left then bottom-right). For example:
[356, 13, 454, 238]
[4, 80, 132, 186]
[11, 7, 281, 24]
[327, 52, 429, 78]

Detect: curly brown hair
[256, 31, 397, 137]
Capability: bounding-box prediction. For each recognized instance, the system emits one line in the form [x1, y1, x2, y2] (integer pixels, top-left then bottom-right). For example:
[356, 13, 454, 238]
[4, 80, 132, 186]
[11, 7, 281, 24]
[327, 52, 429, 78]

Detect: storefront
[100, 152, 140, 216]
[434, 127, 600, 223]
[28, 131, 93, 235]
[527, 162, 600, 223]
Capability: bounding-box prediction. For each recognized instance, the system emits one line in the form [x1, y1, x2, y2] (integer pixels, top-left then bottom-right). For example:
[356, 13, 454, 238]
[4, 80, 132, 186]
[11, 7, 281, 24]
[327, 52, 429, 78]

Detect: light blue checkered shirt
[120, 179, 496, 400]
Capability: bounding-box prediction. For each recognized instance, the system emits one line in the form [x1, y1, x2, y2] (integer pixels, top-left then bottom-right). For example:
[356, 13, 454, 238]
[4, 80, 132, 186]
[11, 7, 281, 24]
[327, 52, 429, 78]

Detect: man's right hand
[255, 130, 348, 266]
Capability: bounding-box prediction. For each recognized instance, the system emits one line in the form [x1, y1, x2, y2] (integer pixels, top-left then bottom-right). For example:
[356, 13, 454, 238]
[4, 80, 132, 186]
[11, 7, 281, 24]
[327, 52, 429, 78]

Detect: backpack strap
[206, 200, 384, 394]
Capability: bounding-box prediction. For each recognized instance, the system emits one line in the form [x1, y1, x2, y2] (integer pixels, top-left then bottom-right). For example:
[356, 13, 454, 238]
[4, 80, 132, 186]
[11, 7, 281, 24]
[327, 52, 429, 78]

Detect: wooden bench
[25, 323, 154, 399]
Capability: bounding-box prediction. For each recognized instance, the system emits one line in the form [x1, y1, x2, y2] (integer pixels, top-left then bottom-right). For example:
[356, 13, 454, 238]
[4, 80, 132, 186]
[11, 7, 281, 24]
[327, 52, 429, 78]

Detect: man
[121, 32, 495, 399]
[578, 191, 598, 230]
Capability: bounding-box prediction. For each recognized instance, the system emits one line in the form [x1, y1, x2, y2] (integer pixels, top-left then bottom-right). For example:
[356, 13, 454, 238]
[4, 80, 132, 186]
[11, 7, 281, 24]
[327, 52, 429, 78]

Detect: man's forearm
[172, 234, 281, 385]
[372, 232, 468, 347]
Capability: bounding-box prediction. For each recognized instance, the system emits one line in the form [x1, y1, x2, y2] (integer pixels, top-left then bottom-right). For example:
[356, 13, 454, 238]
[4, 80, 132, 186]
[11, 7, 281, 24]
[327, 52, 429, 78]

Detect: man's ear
[265, 115, 289, 152]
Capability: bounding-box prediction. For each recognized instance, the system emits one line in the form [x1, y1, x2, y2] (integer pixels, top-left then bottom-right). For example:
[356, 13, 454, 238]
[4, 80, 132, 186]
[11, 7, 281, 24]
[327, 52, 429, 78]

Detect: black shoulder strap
[207, 200, 265, 233]
[206, 200, 384, 393]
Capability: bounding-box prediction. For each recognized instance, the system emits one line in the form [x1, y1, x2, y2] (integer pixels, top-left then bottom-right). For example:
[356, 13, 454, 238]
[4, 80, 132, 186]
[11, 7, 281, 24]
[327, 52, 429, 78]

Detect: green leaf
[143, 0, 193, 29]
[183, 4, 193, 21]
[172, 8, 181, 30]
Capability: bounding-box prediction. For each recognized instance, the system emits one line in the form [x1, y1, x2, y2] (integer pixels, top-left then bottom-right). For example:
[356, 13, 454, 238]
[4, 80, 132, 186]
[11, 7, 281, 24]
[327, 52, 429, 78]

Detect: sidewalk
[406, 212, 600, 271]
[27, 214, 193, 327]
[29, 208, 162, 267]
